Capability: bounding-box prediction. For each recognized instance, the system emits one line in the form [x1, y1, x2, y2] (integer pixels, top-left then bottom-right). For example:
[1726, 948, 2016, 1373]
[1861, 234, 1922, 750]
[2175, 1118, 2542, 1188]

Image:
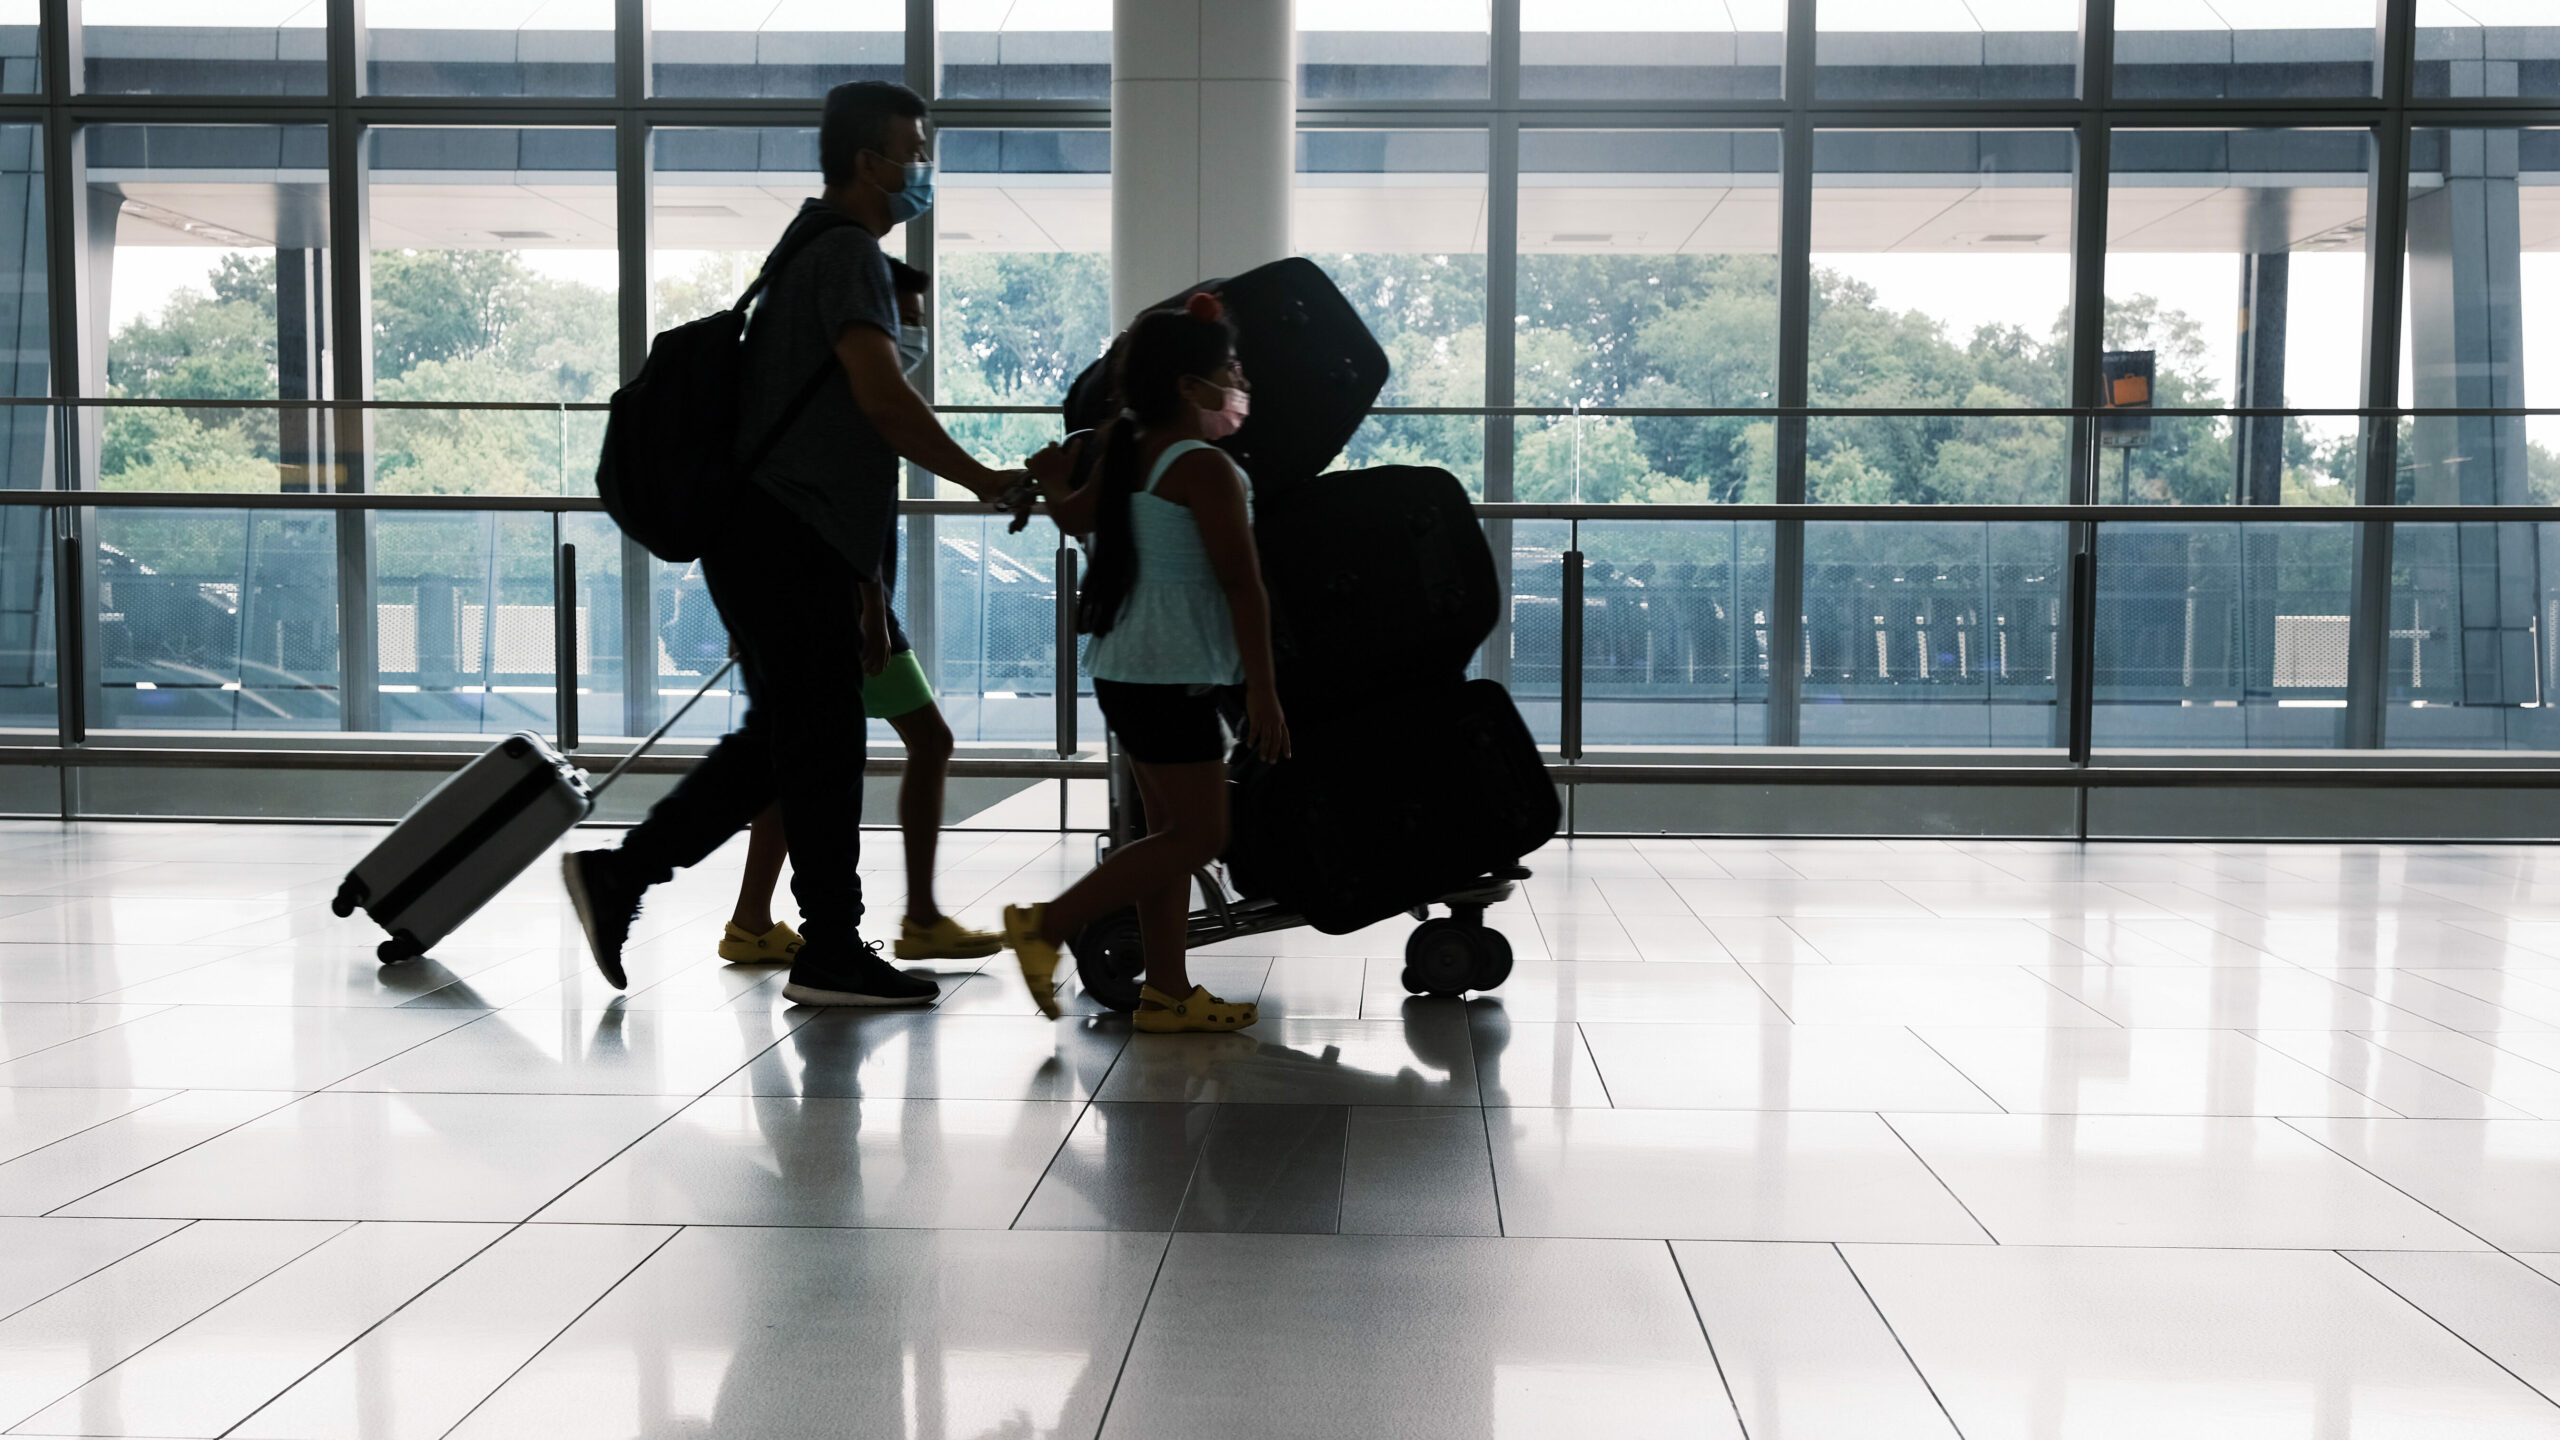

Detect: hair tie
[1183, 291, 1224, 322]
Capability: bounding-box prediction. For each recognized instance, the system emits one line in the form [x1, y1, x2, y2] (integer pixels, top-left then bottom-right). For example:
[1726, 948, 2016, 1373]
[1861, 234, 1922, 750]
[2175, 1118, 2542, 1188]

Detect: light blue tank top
[1083, 439, 1248, 686]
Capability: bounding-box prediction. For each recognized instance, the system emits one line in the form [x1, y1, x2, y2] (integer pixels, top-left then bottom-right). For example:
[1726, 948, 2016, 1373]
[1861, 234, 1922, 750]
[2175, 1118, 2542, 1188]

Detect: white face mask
[896, 323, 929, 377]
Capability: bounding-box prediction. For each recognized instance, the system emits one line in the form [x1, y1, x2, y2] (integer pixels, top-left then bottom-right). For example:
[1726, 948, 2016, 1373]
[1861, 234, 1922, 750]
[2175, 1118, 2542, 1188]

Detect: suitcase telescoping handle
[587, 657, 740, 803]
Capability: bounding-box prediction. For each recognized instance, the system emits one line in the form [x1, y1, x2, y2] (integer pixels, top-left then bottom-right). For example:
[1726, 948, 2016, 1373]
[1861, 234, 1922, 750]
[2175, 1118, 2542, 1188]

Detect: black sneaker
[782, 940, 940, 1007]
[561, 850, 641, 990]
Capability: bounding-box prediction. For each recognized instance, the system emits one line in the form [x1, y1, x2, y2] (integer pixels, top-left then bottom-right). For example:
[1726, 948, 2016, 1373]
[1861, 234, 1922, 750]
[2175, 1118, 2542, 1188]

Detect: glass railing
[10, 397, 2560, 809]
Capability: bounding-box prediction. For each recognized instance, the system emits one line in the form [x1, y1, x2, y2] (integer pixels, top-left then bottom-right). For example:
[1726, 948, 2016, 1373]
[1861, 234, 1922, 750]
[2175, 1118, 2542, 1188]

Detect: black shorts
[1095, 678, 1233, 764]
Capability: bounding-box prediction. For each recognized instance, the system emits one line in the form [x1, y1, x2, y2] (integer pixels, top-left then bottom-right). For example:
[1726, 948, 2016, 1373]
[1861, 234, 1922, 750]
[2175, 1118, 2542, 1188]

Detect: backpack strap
[733, 208, 866, 479]
[735, 207, 857, 313]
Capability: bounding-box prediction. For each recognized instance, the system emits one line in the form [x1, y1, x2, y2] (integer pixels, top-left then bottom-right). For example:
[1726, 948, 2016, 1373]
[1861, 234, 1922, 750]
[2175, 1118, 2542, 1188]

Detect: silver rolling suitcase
[333, 661, 735, 964]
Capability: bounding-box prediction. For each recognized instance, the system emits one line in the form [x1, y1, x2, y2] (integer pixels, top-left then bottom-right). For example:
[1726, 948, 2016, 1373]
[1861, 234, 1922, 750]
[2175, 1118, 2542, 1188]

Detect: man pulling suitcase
[563, 80, 1026, 1007]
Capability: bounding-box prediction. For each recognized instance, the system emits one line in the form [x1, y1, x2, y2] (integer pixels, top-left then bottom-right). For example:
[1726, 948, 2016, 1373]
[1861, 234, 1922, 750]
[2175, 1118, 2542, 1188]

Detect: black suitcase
[1256, 465, 1499, 723]
[1064, 257, 1389, 487]
[1226, 679, 1560, 934]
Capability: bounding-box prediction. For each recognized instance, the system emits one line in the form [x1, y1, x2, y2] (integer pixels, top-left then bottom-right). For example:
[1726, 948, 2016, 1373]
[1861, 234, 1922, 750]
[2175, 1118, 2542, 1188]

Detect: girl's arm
[1163, 451, 1290, 760]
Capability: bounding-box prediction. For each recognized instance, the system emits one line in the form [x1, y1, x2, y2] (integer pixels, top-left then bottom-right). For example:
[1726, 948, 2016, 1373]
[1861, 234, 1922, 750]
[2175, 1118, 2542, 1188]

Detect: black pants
[617, 484, 867, 949]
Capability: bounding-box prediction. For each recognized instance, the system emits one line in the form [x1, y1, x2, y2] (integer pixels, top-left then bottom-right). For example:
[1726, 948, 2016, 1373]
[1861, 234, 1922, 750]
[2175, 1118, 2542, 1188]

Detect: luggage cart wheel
[330, 877, 365, 919]
[377, 933, 423, 965]
[1403, 919, 1478, 997]
[1069, 908, 1146, 1013]
[1470, 928, 1514, 991]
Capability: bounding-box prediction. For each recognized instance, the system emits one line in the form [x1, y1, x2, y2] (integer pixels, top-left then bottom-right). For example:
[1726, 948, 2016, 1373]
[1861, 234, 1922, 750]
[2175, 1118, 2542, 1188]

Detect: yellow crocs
[717, 921, 803, 963]
[1002, 903, 1063, 1018]
[895, 914, 1005, 961]
[1133, 983, 1258, 1034]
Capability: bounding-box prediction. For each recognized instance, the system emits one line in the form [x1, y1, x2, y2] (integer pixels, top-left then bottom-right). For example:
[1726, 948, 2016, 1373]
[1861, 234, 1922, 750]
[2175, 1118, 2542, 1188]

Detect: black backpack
[595, 209, 856, 562]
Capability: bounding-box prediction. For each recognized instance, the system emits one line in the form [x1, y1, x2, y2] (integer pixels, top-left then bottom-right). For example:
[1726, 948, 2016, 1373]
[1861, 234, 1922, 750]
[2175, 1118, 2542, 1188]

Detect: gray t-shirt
[735, 201, 901, 580]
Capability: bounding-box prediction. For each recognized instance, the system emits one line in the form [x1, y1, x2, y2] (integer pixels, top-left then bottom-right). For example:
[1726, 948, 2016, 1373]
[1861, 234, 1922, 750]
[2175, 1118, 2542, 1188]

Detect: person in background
[564, 80, 1024, 1008]
[720, 260, 1002, 969]
[1001, 297, 1288, 1032]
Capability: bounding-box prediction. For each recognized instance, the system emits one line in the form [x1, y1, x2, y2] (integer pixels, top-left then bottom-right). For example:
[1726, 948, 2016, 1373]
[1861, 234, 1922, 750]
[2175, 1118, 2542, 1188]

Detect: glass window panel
[1519, 0, 1781, 101]
[2090, 519, 2355, 749]
[1801, 520, 2067, 747]
[370, 509, 601, 735]
[2416, 0, 2560, 99]
[87, 124, 332, 496]
[366, 127, 617, 496]
[0, 120, 46, 735]
[2103, 128, 2374, 509]
[652, 0, 902, 99]
[0, 0, 35, 93]
[2112, 0, 2379, 100]
[1515, 130, 1780, 507]
[0, 122, 44, 486]
[2386, 521, 2560, 750]
[650, 125, 820, 337]
[1299, 129, 1487, 490]
[1810, 130, 2076, 504]
[940, 0, 1108, 100]
[1503, 519, 1570, 749]
[2389, 128, 2560, 750]
[93, 507, 342, 732]
[81, 1, 324, 96]
[936, 130, 1107, 746]
[365, 0, 614, 98]
[1815, 0, 2077, 101]
[1301, 0, 1489, 101]
[2399, 128, 2557, 495]
[1581, 518, 1775, 749]
[0, 509, 53, 733]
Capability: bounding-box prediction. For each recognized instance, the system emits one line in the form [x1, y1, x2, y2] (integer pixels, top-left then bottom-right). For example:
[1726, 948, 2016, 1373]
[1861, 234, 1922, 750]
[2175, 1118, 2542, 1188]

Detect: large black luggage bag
[1256, 464, 1498, 721]
[1226, 679, 1560, 934]
[1065, 257, 1388, 487]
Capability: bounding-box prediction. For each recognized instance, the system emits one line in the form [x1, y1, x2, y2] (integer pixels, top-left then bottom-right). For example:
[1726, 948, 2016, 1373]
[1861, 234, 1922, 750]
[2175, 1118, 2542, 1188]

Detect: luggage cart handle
[588, 657, 739, 801]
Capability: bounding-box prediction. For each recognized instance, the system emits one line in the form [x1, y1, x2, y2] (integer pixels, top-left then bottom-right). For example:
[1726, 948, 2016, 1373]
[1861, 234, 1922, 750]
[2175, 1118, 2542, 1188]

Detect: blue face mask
[896, 322, 929, 376]
[884, 159, 935, 224]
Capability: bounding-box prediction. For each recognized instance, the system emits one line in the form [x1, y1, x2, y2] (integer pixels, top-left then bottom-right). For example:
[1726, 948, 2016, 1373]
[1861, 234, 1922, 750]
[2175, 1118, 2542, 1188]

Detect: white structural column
[1111, 0, 1294, 326]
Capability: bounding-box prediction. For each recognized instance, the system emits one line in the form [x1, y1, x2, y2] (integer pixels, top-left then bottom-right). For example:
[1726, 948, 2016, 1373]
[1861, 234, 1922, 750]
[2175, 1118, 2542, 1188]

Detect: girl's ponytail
[1072, 304, 1238, 637]
[1075, 415, 1147, 636]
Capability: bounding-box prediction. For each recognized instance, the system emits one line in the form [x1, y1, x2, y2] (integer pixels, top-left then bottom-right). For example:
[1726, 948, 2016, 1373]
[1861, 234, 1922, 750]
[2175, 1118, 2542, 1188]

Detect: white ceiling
[95, 171, 2560, 259]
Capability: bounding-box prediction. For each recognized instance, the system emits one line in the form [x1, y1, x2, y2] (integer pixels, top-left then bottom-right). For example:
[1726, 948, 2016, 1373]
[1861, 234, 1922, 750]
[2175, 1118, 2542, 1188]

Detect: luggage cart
[1067, 736, 1526, 1011]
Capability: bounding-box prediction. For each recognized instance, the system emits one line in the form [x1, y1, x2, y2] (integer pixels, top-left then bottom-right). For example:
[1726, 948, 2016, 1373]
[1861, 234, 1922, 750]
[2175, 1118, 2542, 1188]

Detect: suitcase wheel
[1470, 927, 1513, 991]
[1403, 919, 1514, 998]
[330, 875, 367, 919]
[1403, 919, 1478, 997]
[1069, 909, 1145, 1013]
[378, 933, 424, 965]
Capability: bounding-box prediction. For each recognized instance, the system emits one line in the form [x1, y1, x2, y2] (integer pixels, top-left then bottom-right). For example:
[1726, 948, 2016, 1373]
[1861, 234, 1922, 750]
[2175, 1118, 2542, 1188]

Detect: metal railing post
[1560, 533, 1583, 762]
[554, 537, 579, 751]
[51, 522, 79, 748]
[1054, 543, 1077, 758]
[2068, 525, 2101, 840]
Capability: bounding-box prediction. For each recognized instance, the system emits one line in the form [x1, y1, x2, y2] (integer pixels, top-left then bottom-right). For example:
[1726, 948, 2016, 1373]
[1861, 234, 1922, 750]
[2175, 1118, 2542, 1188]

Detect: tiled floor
[1, 823, 2558, 1437]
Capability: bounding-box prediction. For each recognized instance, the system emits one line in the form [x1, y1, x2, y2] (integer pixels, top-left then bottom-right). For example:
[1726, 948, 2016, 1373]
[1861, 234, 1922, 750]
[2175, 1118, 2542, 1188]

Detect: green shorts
[863, 648, 937, 721]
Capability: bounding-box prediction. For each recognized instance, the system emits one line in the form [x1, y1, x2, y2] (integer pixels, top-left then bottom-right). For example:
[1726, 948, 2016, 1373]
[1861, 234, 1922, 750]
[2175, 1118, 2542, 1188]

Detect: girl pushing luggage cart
[999, 296, 1288, 1033]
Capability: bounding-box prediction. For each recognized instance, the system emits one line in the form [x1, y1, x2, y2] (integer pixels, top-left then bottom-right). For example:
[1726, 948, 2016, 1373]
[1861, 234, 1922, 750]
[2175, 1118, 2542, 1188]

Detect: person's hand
[1244, 684, 1291, 764]
[1025, 442, 1072, 488]
[1001, 478, 1040, 533]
